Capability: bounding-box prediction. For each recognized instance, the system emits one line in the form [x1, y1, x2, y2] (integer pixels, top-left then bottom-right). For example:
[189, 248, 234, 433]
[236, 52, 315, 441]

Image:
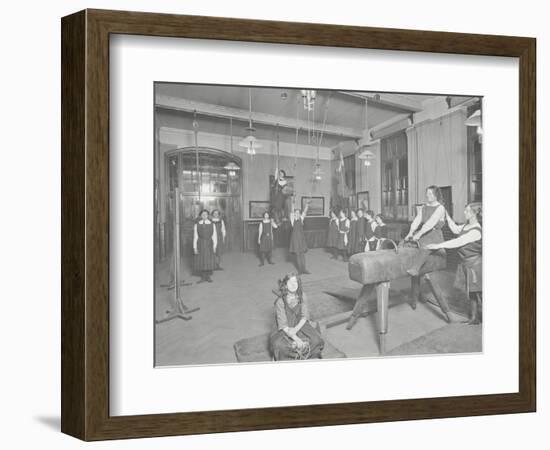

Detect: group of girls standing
[326, 207, 388, 261]
[192, 208, 226, 283]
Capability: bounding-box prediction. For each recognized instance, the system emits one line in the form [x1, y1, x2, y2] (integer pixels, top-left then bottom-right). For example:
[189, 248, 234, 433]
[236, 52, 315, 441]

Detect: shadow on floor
[34, 415, 60, 431]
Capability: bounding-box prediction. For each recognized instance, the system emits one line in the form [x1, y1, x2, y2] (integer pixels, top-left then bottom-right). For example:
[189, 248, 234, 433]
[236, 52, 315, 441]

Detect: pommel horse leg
[346, 284, 375, 330]
[410, 276, 421, 310]
[423, 273, 454, 323]
[376, 281, 390, 354]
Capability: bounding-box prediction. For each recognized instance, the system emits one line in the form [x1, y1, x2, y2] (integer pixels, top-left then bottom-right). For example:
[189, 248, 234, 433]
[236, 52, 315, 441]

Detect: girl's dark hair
[278, 169, 286, 177]
[263, 211, 271, 219]
[426, 185, 444, 206]
[211, 209, 221, 217]
[366, 210, 375, 218]
[198, 209, 210, 217]
[276, 273, 304, 304]
[375, 213, 385, 222]
[467, 202, 482, 224]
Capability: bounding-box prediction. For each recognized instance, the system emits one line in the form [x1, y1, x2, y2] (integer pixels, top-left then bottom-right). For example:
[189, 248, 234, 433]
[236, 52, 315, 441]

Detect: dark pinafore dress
[289, 218, 308, 254]
[194, 221, 216, 272]
[354, 217, 366, 253]
[259, 220, 274, 252]
[272, 181, 287, 211]
[212, 219, 225, 257]
[269, 297, 324, 361]
[365, 220, 376, 250]
[348, 218, 359, 254]
[326, 218, 338, 248]
[336, 219, 349, 250]
[418, 204, 445, 247]
[374, 224, 388, 239]
[454, 225, 482, 295]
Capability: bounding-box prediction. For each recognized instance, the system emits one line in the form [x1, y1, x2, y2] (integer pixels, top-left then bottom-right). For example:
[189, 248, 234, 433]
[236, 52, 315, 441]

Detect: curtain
[407, 108, 468, 222]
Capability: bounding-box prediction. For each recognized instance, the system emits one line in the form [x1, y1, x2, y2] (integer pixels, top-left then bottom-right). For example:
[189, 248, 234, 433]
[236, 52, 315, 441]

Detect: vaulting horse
[324, 240, 450, 354]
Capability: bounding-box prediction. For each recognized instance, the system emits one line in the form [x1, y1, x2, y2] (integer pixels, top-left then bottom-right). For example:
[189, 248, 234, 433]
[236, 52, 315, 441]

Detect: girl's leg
[406, 249, 430, 277]
[267, 250, 275, 264]
[464, 292, 480, 325]
[259, 251, 265, 266]
[205, 270, 213, 283]
[300, 253, 310, 275]
[294, 254, 301, 272]
[197, 270, 207, 284]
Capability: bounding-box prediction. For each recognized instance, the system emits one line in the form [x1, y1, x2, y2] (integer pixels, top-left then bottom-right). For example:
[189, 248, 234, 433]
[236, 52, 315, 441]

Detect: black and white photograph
[154, 83, 483, 366]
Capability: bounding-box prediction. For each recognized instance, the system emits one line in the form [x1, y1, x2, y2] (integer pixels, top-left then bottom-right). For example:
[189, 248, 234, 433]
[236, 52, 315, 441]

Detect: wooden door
[164, 148, 243, 257]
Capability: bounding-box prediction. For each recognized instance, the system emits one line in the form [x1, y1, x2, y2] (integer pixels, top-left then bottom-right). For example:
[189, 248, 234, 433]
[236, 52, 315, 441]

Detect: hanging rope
[294, 96, 300, 172]
[309, 94, 332, 196]
[193, 110, 201, 205]
[276, 123, 280, 175]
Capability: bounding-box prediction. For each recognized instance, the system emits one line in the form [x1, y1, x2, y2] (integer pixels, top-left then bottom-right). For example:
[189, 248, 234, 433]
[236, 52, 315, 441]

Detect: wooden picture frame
[249, 200, 271, 219]
[61, 9, 536, 441]
[302, 196, 325, 216]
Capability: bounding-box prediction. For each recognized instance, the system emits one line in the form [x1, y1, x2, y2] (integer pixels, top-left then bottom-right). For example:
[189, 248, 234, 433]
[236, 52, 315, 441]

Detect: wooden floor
[155, 248, 480, 366]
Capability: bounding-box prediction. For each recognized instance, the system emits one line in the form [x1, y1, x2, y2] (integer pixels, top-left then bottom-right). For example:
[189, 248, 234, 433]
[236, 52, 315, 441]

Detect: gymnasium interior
[154, 83, 483, 366]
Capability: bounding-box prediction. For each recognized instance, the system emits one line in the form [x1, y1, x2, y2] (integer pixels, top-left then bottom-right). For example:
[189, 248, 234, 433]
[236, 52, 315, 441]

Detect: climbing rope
[193, 110, 201, 204]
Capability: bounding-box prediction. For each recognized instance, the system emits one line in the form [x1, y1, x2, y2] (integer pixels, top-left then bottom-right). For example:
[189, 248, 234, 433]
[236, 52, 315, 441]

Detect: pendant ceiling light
[224, 117, 241, 176]
[312, 163, 324, 181]
[465, 109, 483, 140]
[358, 148, 376, 167]
[310, 94, 331, 182]
[301, 89, 317, 144]
[356, 99, 379, 166]
[239, 88, 262, 155]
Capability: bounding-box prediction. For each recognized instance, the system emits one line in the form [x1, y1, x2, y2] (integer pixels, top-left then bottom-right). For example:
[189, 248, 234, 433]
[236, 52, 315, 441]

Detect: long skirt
[336, 233, 347, 250]
[454, 256, 482, 294]
[194, 238, 216, 272]
[289, 229, 308, 254]
[269, 322, 324, 360]
[326, 223, 338, 248]
[259, 234, 274, 253]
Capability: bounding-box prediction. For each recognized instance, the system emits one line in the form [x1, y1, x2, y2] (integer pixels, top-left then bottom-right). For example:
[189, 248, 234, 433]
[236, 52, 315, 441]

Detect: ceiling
[155, 83, 464, 147]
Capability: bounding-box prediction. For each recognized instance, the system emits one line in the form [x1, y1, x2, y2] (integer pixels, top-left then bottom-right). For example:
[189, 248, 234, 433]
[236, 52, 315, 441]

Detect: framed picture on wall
[62, 9, 535, 441]
[357, 191, 370, 211]
[249, 200, 271, 219]
[302, 196, 324, 216]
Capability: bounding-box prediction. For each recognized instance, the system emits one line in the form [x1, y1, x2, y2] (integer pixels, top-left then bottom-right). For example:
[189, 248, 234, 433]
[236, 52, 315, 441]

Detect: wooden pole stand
[156, 188, 199, 324]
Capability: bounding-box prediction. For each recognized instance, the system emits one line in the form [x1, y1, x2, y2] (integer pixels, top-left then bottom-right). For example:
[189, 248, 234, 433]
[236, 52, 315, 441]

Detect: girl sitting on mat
[426, 203, 483, 324]
[269, 273, 324, 361]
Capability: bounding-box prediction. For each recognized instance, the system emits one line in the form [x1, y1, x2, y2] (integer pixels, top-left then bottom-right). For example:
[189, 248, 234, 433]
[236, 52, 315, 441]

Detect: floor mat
[386, 323, 482, 356]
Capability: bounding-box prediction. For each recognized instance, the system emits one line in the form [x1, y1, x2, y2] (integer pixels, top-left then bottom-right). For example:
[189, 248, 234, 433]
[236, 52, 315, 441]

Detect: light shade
[465, 109, 482, 127]
[238, 135, 262, 154]
[223, 161, 240, 171]
[358, 149, 376, 160]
